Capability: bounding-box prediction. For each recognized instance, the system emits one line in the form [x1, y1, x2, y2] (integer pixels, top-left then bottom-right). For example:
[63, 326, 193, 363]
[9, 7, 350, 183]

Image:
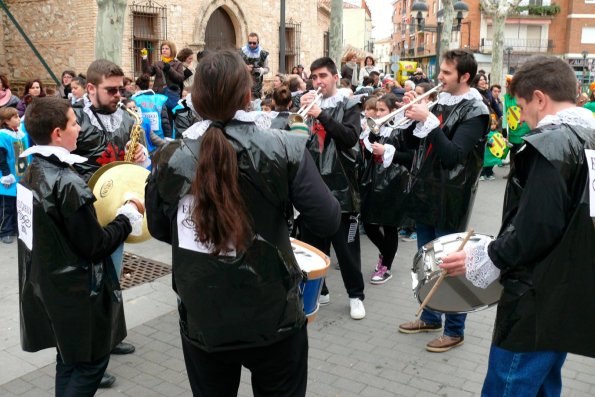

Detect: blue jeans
[110, 243, 125, 281]
[416, 222, 467, 337]
[482, 345, 567, 397]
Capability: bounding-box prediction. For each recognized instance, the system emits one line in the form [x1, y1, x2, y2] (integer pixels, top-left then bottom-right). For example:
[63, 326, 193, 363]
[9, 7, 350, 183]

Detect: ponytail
[190, 124, 251, 255]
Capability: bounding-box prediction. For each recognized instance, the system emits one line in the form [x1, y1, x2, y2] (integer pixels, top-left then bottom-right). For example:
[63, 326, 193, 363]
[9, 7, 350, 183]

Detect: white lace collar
[437, 88, 483, 106]
[182, 110, 273, 139]
[319, 91, 347, 109]
[20, 145, 87, 165]
[82, 94, 124, 132]
[0, 128, 25, 139]
[537, 106, 595, 129]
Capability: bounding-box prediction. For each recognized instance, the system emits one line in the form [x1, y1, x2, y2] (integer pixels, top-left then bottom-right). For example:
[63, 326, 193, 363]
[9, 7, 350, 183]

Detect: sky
[349, 0, 394, 39]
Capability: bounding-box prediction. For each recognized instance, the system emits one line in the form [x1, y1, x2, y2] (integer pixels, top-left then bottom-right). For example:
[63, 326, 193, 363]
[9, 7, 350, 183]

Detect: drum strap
[448, 276, 485, 309]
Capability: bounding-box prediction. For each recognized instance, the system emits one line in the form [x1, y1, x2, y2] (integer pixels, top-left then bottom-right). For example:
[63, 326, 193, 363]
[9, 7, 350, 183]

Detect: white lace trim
[413, 112, 440, 139]
[116, 203, 144, 236]
[319, 92, 347, 109]
[437, 88, 483, 106]
[537, 106, 595, 129]
[464, 235, 500, 289]
[20, 145, 87, 164]
[182, 110, 273, 139]
[382, 144, 396, 168]
[0, 174, 15, 185]
[0, 128, 25, 139]
[82, 95, 124, 132]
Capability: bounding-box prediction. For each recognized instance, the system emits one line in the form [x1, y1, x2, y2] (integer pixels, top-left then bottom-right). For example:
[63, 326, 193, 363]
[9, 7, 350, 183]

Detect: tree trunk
[490, 12, 507, 86]
[439, 0, 454, 68]
[329, 0, 343, 68]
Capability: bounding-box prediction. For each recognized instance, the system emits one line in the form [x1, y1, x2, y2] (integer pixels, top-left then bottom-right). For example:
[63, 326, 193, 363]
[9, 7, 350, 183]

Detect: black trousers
[481, 166, 494, 177]
[55, 351, 109, 397]
[181, 326, 308, 397]
[301, 212, 364, 300]
[0, 195, 16, 237]
[363, 223, 399, 270]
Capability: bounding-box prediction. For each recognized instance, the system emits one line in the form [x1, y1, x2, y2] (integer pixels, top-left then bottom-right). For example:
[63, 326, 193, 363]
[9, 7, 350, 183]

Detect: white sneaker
[319, 293, 330, 305]
[349, 298, 365, 320]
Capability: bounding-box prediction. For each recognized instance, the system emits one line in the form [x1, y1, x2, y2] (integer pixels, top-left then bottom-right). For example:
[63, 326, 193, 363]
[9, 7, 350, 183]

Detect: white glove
[0, 174, 16, 187]
[116, 203, 144, 236]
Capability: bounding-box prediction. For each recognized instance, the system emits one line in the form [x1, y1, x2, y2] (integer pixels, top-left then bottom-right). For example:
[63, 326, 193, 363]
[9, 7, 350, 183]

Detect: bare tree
[329, 0, 344, 68]
[439, 0, 454, 68]
[479, 0, 523, 86]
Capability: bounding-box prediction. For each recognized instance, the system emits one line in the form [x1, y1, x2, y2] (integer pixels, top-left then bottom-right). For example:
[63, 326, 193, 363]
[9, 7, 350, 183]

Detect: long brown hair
[190, 50, 253, 255]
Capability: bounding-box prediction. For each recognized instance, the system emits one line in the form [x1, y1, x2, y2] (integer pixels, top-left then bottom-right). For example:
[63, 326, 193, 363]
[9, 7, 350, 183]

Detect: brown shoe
[426, 335, 464, 352]
[398, 319, 442, 334]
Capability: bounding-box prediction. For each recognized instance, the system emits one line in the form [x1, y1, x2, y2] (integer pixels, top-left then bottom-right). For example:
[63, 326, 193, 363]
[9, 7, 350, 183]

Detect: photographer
[240, 32, 270, 101]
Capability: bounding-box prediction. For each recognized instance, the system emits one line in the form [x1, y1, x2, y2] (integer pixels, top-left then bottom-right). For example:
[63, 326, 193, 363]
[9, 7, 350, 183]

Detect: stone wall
[0, 0, 331, 93]
[0, 0, 97, 92]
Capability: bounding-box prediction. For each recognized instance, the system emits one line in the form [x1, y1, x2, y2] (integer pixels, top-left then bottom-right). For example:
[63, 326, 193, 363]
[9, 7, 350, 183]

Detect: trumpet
[288, 87, 323, 127]
[367, 83, 443, 134]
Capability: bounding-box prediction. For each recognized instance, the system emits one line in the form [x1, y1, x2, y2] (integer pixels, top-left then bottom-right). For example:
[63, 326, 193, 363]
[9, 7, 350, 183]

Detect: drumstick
[415, 228, 474, 317]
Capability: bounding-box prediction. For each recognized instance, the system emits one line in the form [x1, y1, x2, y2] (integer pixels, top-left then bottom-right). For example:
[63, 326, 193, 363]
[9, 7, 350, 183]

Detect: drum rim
[291, 238, 330, 279]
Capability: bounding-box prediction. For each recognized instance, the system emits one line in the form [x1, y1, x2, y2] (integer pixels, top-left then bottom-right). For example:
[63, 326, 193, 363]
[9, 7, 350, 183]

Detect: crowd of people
[1, 32, 594, 396]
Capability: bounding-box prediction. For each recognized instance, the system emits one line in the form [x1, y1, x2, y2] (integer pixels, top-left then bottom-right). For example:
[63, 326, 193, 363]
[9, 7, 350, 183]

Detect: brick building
[391, 0, 595, 85]
[0, 0, 331, 91]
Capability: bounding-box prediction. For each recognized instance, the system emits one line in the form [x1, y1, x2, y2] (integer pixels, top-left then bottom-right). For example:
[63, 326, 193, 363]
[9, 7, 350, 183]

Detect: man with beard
[299, 57, 366, 320]
[72, 58, 150, 388]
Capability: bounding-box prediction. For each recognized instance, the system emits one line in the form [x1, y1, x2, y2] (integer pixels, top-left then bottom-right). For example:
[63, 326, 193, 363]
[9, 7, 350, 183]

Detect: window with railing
[282, 21, 301, 72]
[323, 31, 329, 58]
[130, 0, 167, 78]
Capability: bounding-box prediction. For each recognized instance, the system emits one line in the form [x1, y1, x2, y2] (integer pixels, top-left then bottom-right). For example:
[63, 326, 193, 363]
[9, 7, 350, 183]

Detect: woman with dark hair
[55, 69, 75, 99]
[291, 66, 299, 74]
[0, 75, 20, 110]
[359, 56, 377, 85]
[17, 78, 47, 117]
[270, 85, 293, 129]
[145, 49, 340, 397]
[360, 93, 414, 284]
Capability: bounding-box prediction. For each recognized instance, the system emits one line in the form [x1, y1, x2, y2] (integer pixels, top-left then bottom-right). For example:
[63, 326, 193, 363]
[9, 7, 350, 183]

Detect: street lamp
[505, 47, 513, 74]
[410, 0, 469, 78]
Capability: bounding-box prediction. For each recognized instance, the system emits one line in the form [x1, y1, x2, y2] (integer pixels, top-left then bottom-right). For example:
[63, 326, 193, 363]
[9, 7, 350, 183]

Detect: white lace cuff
[464, 237, 500, 289]
[412, 113, 440, 139]
[0, 174, 16, 185]
[382, 144, 396, 168]
[117, 203, 144, 236]
[362, 131, 373, 152]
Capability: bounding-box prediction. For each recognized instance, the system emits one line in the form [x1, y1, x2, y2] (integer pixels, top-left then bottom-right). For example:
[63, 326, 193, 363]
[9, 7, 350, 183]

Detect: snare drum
[292, 239, 330, 323]
[411, 232, 502, 314]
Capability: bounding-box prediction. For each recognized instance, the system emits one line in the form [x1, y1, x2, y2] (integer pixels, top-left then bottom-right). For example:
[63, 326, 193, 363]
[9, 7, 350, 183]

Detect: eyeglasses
[248, 41, 258, 45]
[102, 86, 125, 96]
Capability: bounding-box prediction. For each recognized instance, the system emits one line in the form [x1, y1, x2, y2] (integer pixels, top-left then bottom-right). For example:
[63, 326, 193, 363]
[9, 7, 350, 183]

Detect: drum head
[291, 239, 330, 279]
[412, 233, 502, 314]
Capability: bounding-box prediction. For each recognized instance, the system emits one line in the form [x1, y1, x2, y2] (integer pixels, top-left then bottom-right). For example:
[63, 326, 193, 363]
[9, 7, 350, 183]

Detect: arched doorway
[204, 7, 236, 50]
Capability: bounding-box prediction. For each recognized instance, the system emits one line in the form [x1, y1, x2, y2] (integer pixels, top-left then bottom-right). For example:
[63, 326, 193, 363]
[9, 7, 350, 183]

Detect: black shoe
[111, 341, 135, 355]
[98, 372, 116, 388]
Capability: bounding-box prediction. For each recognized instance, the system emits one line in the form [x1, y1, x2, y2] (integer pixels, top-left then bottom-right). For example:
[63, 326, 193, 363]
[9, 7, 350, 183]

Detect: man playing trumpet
[299, 57, 366, 320]
[397, 49, 490, 352]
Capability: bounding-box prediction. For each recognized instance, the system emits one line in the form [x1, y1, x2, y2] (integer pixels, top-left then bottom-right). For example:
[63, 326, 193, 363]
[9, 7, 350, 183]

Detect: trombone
[288, 87, 323, 127]
[367, 83, 443, 134]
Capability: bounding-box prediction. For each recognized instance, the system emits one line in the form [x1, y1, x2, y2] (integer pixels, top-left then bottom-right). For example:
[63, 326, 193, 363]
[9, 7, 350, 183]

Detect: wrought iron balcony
[480, 38, 553, 53]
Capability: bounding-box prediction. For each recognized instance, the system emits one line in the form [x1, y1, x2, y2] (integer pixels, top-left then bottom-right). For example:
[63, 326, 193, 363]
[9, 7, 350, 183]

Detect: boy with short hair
[18, 96, 143, 396]
[0, 106, 28, 243]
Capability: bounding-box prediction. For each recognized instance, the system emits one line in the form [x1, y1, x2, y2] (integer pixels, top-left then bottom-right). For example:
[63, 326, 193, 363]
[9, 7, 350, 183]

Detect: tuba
[88, 104, 151, 243]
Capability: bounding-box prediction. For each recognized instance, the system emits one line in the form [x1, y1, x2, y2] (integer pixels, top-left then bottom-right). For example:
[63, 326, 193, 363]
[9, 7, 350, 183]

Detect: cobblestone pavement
[1, 166, 594, 396]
